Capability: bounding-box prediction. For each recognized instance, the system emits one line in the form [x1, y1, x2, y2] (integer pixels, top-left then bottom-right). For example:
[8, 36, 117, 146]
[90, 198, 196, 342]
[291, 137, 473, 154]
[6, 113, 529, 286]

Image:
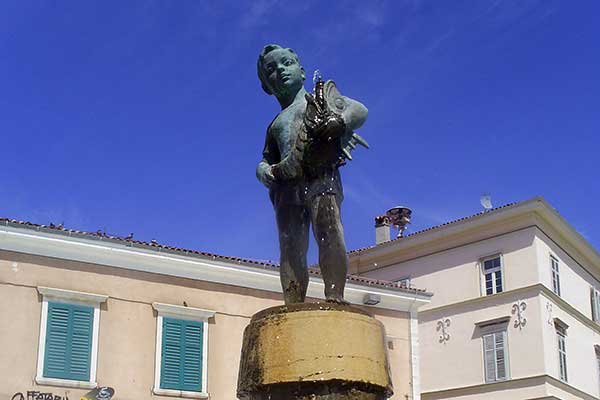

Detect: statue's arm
[256, 129, 278, 188]
[339, 96, 368, 131]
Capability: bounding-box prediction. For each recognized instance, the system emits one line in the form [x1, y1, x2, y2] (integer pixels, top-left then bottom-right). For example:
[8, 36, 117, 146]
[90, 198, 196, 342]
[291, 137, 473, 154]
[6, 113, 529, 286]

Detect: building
[350, 197, 600, 400]
[0, 218, 431, 400]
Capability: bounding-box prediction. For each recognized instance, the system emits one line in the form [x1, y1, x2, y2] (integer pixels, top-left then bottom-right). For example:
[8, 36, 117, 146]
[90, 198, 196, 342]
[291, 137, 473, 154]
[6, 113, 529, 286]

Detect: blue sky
[1, 0, 598, 264]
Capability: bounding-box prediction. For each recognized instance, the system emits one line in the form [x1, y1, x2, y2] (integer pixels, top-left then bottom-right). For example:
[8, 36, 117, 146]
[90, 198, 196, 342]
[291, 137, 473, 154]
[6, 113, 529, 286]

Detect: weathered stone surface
[237, 302, 392, 400]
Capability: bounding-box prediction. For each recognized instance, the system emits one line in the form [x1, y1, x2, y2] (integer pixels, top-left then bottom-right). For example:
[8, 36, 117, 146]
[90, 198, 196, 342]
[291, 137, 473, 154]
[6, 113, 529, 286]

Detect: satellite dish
[480, 194, 493, 211]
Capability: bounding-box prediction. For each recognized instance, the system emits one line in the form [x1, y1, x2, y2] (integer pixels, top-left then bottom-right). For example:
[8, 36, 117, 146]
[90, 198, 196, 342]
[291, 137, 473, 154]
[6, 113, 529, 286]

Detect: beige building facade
[0, 219, 431, 400]
[350, 197, 600, 400]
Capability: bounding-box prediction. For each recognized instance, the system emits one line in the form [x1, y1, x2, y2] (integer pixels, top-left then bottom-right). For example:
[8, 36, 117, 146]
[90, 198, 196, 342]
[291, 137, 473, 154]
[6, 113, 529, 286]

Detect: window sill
[153, 387, 209, 399]
[35, 376, 97, 389]
[484, 378, 509, 384]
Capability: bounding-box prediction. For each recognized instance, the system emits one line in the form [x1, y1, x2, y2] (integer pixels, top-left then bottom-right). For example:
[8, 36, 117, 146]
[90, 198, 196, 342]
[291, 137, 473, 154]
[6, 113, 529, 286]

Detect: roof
[0, 217, 428, 295]
[348, 197, 600, 280]
[349, 201, 519, 255]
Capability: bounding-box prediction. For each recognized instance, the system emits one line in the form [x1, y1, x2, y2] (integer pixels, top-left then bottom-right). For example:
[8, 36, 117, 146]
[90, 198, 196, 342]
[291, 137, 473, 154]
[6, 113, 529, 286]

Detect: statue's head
[257, 44, 305, 98]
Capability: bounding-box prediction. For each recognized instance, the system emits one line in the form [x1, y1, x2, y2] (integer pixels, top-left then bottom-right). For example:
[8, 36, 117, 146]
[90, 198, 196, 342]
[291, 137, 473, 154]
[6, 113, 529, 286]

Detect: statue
[256, 44, 368, 304]
[238, 45, 392, 400]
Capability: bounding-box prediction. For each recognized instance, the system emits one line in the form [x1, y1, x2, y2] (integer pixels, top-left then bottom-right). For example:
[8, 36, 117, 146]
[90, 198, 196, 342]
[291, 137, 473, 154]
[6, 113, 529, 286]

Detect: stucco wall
[535, 231, 600, 321]
[359, 223, 600, 400]
[0, 251, 413, 400]
[540, 292, 600, 398]
[418, 289, 545, 394]
[364, 227, 539, 310]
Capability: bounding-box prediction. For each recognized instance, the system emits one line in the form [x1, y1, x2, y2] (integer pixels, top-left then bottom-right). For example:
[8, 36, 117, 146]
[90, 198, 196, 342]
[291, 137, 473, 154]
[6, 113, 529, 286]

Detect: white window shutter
[483, 334, 496, 382]
[592, 289, 600, 322]
[495, 331, 507, 380]
[596, 290, 600, 322]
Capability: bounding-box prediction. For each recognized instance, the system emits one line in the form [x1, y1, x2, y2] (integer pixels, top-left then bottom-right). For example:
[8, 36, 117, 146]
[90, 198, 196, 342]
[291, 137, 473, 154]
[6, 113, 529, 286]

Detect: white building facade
[349, 197, 600, 400]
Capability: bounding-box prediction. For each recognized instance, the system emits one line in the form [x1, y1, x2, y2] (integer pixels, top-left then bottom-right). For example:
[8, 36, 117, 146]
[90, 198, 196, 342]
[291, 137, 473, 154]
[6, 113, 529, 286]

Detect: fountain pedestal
[237, 302, 393, 400]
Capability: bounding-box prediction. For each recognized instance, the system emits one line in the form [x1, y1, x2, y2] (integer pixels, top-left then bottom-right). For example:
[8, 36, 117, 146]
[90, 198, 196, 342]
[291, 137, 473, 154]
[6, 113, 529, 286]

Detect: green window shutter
[161, 318, 203, 392]
[44, 302, 93, 381]
[182, 322, 203, 391]
[483, 333, 496, 382]
[161, 318, 183, 389]
[70, 306, 94, 380]
[44, 304, 70, 378]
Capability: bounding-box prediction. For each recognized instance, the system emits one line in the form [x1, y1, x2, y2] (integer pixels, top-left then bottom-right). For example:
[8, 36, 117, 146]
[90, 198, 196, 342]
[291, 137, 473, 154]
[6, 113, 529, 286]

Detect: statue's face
[262, 48, 305, 98]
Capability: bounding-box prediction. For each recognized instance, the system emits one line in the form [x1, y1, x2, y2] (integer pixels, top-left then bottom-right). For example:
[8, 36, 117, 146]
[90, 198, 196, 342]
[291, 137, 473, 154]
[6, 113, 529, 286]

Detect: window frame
[550, 255, 561, 296]
[480, 254, 504, 296]
[595, 345, 600, 395]
[554, 318, 569, 382]
[36, 287, 108, 389]
[591, 287, 600, 323]
[480, 323, 510, 383]
[152, 302, 215, 399]
[556, 326, 568, 382]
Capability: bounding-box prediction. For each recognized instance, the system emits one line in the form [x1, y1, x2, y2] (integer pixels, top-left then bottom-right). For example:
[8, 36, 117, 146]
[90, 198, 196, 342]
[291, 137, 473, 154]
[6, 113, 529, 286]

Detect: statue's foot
[325, 296, 350, 305]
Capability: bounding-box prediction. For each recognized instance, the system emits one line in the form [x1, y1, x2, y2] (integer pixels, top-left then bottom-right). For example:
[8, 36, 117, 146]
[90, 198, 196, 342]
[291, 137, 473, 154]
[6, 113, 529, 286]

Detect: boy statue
[256, 44, 368, 304]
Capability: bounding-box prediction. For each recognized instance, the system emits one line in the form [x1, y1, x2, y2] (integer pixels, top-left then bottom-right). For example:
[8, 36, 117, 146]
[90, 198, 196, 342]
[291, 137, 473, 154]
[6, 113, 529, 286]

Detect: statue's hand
[257, 164, 276, 188]
[304, 93, 346, 142]
[263, 165, 276, 187]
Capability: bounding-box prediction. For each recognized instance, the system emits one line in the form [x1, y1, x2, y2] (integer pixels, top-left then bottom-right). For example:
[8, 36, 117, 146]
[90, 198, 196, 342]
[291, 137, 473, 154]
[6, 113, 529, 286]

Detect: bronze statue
[238, 45, 391, 400]
[256, 44, 368, 304]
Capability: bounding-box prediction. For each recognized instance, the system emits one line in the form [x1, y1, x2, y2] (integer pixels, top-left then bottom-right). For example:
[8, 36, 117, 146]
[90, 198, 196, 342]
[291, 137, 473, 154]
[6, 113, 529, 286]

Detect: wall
[0, 250, 413, 400]
[418, 288, 546, 394]
[363, 227, 538, 310]
[535, 230, 600, 322]
[540, 291, 600, 399]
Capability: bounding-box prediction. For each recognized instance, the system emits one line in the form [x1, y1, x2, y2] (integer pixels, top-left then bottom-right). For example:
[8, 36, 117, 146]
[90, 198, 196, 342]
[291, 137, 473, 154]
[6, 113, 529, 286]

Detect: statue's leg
[310, 194, 348, 303]
[275, 204, 310, 304]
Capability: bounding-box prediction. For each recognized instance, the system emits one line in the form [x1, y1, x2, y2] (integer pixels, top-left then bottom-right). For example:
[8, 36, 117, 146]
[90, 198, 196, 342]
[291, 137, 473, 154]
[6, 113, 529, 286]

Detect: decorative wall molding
[409, 310, 421, 400]
[152, 302, 215, 321]
[512, 300, 527, 330]
[546, 302, 554, 326]
[37, 286, 108, 305]
[436, 318, 451, 343]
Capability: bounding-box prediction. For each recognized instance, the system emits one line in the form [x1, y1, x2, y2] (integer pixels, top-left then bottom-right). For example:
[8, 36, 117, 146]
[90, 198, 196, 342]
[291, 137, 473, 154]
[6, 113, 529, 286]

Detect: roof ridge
[0, 217, 428, 295]
[0, 217, 277, 267]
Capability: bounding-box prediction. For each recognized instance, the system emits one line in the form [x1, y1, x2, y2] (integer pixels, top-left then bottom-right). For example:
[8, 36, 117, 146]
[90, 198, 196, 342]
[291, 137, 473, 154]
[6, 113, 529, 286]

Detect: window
[556, 324, 568, 382]
[550, 255, 561, 296]
[153, 303, 215, 398]
[44, 302, 93, 381]
[482, 255, 503, 295]
[482, 328, 509, 383]
[591, 288, 600, 323]
[595, 346, 600, 394]
[36, 287, 107, 389]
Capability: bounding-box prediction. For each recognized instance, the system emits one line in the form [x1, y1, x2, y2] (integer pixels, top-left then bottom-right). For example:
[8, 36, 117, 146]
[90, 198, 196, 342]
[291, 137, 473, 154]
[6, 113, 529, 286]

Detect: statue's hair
[257, 44, 302, 95]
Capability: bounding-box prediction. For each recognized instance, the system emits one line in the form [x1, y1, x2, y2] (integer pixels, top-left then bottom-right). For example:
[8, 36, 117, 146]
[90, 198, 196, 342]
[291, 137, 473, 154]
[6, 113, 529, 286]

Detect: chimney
[375, 215, 391, 244]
